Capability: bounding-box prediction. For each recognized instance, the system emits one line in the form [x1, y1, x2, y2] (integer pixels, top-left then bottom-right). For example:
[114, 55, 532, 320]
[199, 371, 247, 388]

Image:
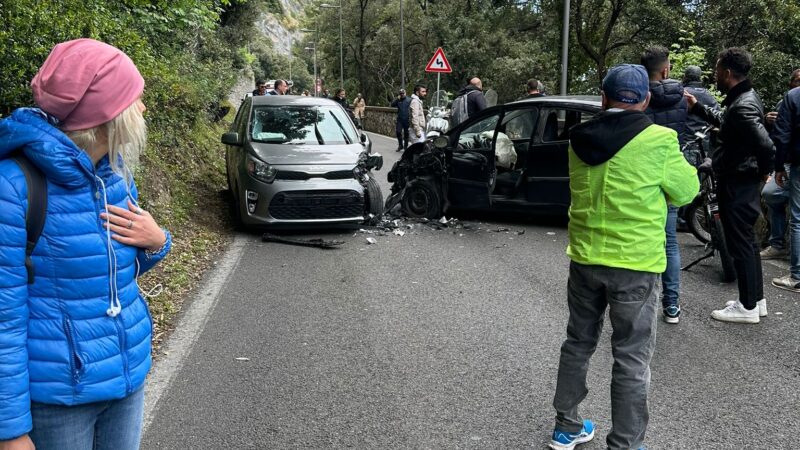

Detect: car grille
[275, 170, 354, 181]
[269, 190, 364, 220]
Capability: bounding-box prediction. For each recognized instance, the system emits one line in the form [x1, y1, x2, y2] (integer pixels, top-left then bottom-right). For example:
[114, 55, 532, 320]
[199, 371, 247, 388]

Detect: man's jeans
[662, 206, 679, 308]
[395, 121, 409, 149]
[554, 262, 659, 450]
[29, 386, 144, 450]
[762, 167, 790, 250]
[789, 167, 800, 279]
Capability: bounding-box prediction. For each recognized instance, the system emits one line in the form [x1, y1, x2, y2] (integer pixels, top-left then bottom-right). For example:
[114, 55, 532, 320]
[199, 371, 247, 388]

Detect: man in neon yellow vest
[548, 64, 699, 450]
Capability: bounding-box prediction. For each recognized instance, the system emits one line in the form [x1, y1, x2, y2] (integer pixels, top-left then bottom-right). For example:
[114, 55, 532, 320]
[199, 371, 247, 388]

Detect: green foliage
[0, 0, 244, 335]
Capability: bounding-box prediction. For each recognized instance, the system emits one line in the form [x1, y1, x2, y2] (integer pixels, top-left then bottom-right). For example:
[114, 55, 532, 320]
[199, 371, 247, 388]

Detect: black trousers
[717, 180, 764, 309]
[395, 121, 409, 149]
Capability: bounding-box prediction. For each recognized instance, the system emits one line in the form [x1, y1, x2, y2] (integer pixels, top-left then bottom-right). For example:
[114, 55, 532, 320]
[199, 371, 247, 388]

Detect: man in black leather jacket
[686, 47, 775, 324]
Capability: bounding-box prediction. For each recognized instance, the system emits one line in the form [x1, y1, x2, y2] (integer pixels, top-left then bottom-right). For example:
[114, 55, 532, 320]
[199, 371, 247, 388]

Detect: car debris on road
[262, 233, 346, 249]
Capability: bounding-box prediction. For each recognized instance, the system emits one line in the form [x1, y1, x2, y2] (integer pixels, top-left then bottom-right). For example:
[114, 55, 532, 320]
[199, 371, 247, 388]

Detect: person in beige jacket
[409, 84, 428, 143]
[352, 93, 366, 128]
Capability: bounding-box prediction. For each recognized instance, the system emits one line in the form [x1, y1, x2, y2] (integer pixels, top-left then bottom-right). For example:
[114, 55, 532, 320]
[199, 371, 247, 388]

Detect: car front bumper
[237, 170, 366, 227]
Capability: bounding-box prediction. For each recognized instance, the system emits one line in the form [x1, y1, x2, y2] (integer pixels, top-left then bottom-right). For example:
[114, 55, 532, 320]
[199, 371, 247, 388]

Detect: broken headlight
[246, 155, 277, 183]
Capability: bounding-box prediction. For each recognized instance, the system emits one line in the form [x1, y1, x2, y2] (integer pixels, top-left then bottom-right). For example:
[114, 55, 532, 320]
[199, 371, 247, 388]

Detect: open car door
[526, 107, 595, 210]
[446, 109, 501, 209]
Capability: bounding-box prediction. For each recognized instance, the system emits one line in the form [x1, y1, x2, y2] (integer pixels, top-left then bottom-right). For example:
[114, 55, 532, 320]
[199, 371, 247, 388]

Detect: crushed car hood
[250, 142, 364, 165]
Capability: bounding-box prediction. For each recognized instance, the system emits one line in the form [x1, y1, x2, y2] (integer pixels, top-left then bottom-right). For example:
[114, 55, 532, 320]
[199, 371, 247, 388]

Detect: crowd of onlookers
[251, 79, 366, 128]
[548, 46, 800, 450]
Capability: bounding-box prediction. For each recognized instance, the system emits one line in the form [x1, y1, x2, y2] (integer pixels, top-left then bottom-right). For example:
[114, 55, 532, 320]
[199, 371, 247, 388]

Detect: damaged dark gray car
[224, 95, 384, 228]
[385, 96, 601, 218]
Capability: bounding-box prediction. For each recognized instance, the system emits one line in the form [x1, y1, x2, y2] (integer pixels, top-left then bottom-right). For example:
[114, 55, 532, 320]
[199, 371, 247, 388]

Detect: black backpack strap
[10, 154, 48, 284]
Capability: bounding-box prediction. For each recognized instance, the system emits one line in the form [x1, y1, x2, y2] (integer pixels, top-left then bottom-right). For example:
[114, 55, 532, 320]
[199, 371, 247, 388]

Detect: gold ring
[127, 219, 134, 229]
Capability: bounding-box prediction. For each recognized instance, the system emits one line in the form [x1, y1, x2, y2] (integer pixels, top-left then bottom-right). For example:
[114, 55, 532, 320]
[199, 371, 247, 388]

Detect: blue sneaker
[663, 304, 680, 324]
[549, 419, 595, 449]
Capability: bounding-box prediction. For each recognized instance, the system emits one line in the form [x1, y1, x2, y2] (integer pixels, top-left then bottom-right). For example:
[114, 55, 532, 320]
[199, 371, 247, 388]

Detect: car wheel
[364, 177, 384, 221]
[402, 178, 443, 219]
[228, 180, 244, 230]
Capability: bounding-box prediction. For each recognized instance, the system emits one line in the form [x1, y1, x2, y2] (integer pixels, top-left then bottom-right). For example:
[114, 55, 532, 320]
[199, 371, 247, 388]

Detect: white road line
[142, 234, 249, 433]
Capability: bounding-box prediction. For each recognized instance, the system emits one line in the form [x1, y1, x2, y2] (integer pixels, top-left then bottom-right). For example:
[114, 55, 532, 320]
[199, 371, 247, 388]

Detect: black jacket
[645, 79, 688, 145]
[456, 85, 487, 119]
[683, 81, 719, 141]
[391, 96, 411, 124]
[693, 79, 775, 181]
[773, 86, 800, 170]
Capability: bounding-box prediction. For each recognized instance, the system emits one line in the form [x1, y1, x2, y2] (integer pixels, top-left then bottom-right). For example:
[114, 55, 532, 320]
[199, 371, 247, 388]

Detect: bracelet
[144, 229, 171, 260]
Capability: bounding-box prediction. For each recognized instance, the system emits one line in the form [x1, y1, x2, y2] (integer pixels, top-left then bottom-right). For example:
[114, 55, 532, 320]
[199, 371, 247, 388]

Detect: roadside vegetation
[0, 0, 304, 348]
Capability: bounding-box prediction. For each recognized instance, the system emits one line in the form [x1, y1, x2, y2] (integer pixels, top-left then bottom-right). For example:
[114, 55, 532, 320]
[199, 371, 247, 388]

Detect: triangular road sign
[425, 47, 452, 73]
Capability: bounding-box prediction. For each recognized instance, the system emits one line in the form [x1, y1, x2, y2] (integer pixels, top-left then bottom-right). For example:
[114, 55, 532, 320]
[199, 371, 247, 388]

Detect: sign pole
[436, 73, 441, 108]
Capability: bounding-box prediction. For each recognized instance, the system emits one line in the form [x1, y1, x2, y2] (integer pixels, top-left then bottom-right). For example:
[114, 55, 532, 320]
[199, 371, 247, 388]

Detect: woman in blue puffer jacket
[0, 39, 171, 450]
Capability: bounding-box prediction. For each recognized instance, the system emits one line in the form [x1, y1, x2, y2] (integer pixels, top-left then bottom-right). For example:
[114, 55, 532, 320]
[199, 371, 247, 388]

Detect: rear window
[250, 106, 358, 145]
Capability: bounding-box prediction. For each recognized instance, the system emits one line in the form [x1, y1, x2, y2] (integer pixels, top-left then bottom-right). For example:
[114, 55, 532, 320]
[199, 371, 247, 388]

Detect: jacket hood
[458, 85, 482, 96]
[648, 79, 685, 109]
[570, 110, 653, 166]
[0, 108, 99, 188]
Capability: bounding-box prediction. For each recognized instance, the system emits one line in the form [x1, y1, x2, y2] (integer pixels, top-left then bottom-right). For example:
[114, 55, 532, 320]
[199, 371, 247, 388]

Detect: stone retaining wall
[362, 106, 397, 137]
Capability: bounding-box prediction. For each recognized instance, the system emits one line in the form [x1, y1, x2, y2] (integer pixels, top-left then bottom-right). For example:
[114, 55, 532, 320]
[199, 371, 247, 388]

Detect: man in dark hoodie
[391, 89, 411, 151]
[760, 69, 800, 261]
[769, 71, 800, 292]
[685, 47, 775, 323]
[450, 77, 487, 126]
[549, 64, 698, 450]
[640, 45, 690, 324]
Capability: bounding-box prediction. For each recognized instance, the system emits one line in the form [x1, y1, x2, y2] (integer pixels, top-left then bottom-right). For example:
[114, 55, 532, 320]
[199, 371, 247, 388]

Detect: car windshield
[250, 105, 357, 145]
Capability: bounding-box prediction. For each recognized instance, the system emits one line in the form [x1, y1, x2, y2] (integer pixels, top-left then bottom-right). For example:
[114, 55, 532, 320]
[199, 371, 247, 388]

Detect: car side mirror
[366, 153, 383, 171]
[360, 133, 368, 143]
[221, 132, 241, 146]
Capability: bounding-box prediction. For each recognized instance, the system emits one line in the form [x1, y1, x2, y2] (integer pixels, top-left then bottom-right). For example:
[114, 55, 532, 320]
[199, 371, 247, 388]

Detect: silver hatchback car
[223, 95, 384, 228]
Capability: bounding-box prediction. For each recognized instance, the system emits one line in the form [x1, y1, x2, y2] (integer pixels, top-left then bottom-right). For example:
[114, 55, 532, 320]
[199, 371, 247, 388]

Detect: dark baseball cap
[602, 64, 649, 104]
[683, 65, 703, 82]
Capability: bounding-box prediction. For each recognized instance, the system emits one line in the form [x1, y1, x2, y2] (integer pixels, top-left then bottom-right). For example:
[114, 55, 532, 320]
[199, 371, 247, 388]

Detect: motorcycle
[681, 126, 737, 283]
[426, 90, 450, 138]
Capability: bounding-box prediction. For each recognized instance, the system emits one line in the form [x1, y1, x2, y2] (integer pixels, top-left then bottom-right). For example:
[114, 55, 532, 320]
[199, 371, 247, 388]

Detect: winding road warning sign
[425, 47, 452, 73]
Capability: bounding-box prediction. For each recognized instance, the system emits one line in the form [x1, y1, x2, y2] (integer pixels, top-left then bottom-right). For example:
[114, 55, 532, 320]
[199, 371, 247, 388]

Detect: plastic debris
[546, 232, 556, 235]
[262, 233, 345, 249]
[393, 229, 406, 236]
[234, 357, 250, 361]
[439, 216, 449, 224]
[366, 237, 377, 244]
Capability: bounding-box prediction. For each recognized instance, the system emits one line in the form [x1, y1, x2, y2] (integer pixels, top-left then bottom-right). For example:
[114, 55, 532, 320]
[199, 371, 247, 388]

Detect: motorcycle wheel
[685, 203, 711, 244]
[401, 178, 443, 219]
[711, 215, 737, 283]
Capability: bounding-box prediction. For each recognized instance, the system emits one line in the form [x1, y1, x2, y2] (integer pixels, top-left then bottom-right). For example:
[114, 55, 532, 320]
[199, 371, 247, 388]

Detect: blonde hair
[65, 101, 147, 188]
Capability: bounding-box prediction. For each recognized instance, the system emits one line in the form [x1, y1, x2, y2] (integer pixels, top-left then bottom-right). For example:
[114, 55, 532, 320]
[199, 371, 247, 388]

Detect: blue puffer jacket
[0, 108, 171, 440]
[645, 79, 689, 145]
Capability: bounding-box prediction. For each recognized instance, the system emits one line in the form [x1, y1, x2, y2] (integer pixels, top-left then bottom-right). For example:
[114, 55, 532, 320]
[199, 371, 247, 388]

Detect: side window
[501, 108, 538, 141]
[540, 108, 595, 143]
[456, 113, 501, 151]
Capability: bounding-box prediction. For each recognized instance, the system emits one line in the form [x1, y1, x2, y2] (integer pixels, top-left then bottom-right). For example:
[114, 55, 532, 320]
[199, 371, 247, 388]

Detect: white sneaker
[725, 299, 767, 317]
[760, 246, 789, 260]
[711, 301, 760, 323]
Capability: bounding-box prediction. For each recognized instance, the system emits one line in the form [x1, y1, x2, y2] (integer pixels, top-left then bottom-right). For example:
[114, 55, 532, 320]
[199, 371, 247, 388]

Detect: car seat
[543, 111, 559, 142]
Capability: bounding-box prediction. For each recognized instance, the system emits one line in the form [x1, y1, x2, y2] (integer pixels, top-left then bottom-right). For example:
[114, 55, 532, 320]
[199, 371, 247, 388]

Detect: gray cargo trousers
[553, 261, 659, 450]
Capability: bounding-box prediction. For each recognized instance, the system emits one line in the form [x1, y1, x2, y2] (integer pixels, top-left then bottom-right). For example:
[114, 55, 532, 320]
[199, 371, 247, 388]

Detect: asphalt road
[142, 132, 800, 449]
